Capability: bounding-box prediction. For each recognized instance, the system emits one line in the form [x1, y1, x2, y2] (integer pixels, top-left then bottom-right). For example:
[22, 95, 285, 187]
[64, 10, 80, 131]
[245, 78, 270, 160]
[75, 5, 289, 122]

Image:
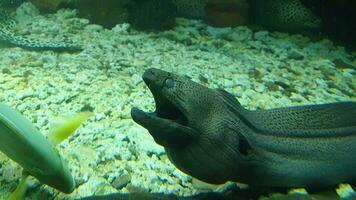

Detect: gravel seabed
[0, 2, 355, 200]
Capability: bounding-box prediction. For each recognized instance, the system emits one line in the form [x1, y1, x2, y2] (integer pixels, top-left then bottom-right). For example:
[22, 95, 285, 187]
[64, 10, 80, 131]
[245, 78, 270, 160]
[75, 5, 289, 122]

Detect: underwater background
[0, 0, 355, 199]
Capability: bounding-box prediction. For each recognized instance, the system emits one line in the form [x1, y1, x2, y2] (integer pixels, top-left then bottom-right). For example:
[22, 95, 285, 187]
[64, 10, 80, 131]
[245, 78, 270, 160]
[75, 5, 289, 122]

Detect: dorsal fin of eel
[216, 89, 356, 138]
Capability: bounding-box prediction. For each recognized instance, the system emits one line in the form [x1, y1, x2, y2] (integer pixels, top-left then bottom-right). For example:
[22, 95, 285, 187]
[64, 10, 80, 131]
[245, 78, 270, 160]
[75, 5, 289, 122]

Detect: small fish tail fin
[48, 111, 92, 146]
[8, 174, 29, 200]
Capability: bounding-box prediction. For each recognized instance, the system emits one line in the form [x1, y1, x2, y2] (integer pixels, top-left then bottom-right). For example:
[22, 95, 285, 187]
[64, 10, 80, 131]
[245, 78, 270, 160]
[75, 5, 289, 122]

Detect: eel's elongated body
[131, 68, 356, 188]
[0, 7, 81, 51]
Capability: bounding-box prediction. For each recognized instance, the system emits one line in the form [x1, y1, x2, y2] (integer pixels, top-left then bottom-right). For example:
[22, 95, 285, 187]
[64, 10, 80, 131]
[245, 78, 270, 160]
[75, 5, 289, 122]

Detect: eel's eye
[164, 78, 174, 88]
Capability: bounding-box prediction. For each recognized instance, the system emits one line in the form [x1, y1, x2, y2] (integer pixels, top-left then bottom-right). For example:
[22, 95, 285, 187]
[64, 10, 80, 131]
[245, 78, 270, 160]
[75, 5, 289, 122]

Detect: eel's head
[131, 68, 253, 184]
[131, 68, 211, 147]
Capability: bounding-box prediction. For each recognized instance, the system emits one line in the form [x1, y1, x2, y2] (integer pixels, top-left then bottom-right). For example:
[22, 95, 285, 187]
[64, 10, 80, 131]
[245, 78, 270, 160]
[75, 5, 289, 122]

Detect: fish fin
[337, 184, 356, 200]
[245, 102, 356, 132]
[215, 89, 244, 112]
[48, 111, 92, 146]
[215, 89, 356, 137]
[288, 188, 308, 195]
[8, 173, 29, 200]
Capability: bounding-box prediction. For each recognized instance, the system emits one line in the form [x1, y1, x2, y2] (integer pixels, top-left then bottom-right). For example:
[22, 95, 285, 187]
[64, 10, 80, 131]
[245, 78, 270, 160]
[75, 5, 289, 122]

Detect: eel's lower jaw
[131, 107, 159, 127]
[131, 107, 198, 147]
[130, 107, 187, 129]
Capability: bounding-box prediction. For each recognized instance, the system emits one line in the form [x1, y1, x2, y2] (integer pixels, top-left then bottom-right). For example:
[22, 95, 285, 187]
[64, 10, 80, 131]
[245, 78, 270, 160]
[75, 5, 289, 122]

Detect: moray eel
[131, 68, 356, 189]
[250, 0, 322, 32]
[0, 7, 81, 51]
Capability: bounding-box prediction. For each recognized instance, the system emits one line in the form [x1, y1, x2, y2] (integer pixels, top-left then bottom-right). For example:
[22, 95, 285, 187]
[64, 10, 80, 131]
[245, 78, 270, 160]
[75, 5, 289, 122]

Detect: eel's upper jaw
[131, 105, 198, 147]
[131, 69, 198, 147]
[135, 68, 189, 129]
[130, 86, 189, 133]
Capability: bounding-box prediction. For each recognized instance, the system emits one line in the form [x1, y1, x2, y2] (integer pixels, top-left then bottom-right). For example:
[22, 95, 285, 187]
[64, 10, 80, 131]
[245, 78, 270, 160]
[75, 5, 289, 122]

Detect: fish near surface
[131, 68, 356, 188]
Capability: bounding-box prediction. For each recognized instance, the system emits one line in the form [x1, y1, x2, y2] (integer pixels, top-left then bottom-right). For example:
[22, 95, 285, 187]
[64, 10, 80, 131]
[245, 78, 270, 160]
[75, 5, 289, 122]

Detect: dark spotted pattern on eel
[131, 68, 356, 189]
[0, 7, 81, 51]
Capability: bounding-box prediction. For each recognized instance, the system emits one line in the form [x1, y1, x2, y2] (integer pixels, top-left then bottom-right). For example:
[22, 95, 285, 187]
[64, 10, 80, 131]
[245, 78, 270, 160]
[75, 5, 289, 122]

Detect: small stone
[112, 23, 130, 34]
[2, 68, 11, 74]
[290, 93, 306, 103]
[131, 74, 143, 85]
[95, 113, 106, 121]
[274, 81, 291, 90]
[126, 180, 150, 193]
[198, 74, 209, 83]
[206, 26, 232, 39]
[111, 172, 131, 190]
[248, 68, 262, 80]
[288, 50, 304, 60]
[229, 26, 253, 42]
[223, 79, 234, 88]
[81, 104, 95, 112]
[332, 59, 356, 70]
[266, 82, 280, 91]
[254, 31, 269, 42]
[85, 24, 104, 32]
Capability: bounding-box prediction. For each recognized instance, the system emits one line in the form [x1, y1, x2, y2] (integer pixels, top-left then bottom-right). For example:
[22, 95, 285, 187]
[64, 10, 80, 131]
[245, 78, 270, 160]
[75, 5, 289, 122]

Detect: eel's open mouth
[131, 69, 188, 130]
[151, 84, 188, 126]
[131, 68, 200, 147]
[131, 90, 188, 128]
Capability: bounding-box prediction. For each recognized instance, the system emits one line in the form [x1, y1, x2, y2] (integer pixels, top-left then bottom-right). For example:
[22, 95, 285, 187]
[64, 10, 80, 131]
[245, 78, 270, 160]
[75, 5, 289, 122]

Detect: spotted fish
[0, 7, 81, 51]
[251, 0, 322, 32]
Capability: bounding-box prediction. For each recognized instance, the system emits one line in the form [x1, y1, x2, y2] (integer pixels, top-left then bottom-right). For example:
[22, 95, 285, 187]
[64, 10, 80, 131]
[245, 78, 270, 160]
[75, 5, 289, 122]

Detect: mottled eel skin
[131, 68, 356, 189]
[0, 7, 81, 51]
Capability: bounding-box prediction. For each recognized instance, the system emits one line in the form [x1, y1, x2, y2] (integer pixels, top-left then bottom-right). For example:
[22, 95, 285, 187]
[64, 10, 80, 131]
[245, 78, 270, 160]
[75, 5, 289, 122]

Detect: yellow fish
[0, 103, 91, 199]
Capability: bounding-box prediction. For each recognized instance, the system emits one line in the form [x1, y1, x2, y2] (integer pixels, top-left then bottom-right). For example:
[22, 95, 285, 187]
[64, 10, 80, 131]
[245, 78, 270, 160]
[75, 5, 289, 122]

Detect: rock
[254, 30, 270, 42]
[288, 50, 304, 60]
[70, 145, 100, 169]
[228, 26, 253, 42]
[15, 2, 40, 21]
[112, 23, 130, 34]
[2, 162, 21, 182]
[332, 59, 356, 70]
[110, 171, 131, 190]
[126, 180, 150, 193]
[125, 123, 166, 157]
[198, 74, 209, 83]
[206, 26, 232, 39]
[76, 177, 116, 196]
[266, 82, 280, 92]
